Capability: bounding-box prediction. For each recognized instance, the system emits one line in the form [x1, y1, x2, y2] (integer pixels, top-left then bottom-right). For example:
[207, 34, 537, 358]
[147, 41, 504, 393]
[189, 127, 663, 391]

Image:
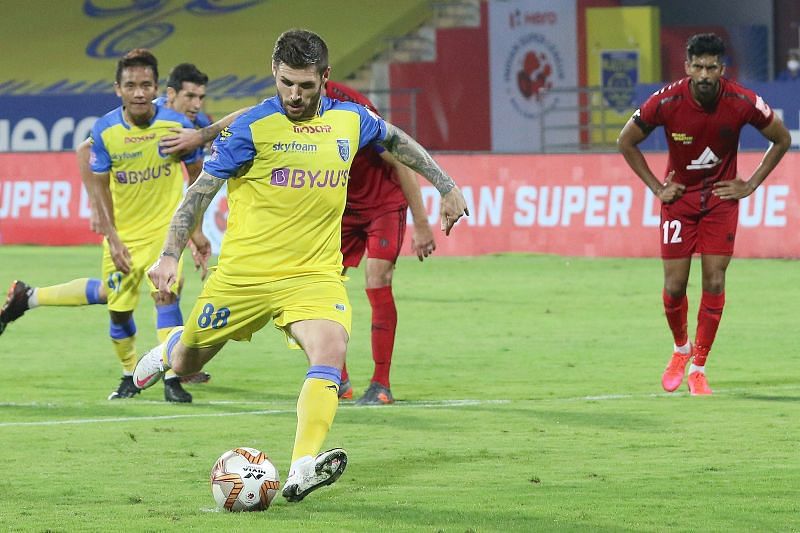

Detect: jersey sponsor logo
[270, 167, 349, 189]
[110, 150, 143, 161]
[336, 139, 350, 161]
[272, 141, 318, 153]
[124, 133, 156, 144]
[670, 132, 693, 145]
[292, 124, 331, 134]
[755, 95, 771, 118]
[686, 147, 721, 170]
[114, 163, 172, 184]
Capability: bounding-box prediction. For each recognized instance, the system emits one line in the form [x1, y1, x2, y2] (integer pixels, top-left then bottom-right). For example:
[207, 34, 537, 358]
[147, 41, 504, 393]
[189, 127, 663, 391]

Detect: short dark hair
[166, 63, 209, 92]
[272, 29, 329, 75]
[686, 33, 725, 60]
[116, 48, 158, 84]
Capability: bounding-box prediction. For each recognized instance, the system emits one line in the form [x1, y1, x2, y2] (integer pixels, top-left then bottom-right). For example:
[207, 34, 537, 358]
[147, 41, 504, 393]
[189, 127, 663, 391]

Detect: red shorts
[341, 208, 407, 268]
[660, 191, 738, 259]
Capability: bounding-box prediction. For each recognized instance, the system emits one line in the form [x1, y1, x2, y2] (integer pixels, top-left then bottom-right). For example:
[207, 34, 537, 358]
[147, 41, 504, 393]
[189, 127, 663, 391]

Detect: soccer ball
[210, 447, 280, 512]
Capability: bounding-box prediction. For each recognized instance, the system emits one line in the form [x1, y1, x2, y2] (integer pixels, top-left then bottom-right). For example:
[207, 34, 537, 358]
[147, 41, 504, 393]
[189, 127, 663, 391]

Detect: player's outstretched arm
[379, 150, 435, 261]
[160, 107, 253, 155]
[713, 116, 791, 200]
[150, 172, 224, 295]
[618, 118, 685, 203]
[380, 123, 468, 235]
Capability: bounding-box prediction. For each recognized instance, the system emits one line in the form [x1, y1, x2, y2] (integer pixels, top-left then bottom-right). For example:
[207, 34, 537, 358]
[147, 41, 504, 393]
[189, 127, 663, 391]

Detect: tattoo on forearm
[163, 173, 224, 257]
[382, 124, 455, 195]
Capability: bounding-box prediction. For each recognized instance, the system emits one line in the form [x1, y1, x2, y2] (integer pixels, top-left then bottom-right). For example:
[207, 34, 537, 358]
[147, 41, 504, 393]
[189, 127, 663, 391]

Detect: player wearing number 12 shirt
[618, 33, 790, 396]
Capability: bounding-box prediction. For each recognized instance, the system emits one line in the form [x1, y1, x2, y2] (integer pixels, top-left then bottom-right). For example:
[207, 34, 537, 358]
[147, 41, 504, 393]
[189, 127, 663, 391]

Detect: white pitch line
[0, 399, 509, 428]
[2, 385, 799, 428]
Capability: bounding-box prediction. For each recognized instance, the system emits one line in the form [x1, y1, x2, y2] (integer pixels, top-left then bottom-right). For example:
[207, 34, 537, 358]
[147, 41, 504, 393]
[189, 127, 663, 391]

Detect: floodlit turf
[0, 246, 798, 531]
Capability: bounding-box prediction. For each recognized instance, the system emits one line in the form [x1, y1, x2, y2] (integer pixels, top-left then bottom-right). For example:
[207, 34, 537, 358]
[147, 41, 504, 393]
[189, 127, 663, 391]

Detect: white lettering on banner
[0, 180, 72, 218]
[585, 186, 607, 226]
[514, 185, 633, 226]
[0, 116, 98, 152]
[739, 186, 788, 227]
[642, 190, 660, 227]
[79, 186, 92, 218]
[461, 186, 504, 226]
[420, 183, 789, 229]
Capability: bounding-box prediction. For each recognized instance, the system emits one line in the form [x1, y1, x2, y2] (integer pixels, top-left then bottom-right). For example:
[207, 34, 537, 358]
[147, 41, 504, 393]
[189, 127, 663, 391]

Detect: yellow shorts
[181, 271, 352, 349]
[102, 238, 184, 312]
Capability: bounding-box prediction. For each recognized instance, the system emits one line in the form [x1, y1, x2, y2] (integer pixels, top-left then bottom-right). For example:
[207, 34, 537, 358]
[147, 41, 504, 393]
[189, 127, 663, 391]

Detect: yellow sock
[291, 377, 340, 464]
[112, 335, 137, 374]
[36, 278, 103, 306]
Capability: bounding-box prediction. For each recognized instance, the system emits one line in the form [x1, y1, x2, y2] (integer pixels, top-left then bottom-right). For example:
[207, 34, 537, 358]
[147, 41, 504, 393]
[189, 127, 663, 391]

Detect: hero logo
[0, 116, 98, 152]
[270, 168, 349, 188]
[686, 147, 721, 170]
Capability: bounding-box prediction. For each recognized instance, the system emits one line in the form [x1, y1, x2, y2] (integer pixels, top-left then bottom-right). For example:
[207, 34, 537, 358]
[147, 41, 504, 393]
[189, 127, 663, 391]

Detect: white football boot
[132, 344, 169, 390]
[282, 448, 348, 502]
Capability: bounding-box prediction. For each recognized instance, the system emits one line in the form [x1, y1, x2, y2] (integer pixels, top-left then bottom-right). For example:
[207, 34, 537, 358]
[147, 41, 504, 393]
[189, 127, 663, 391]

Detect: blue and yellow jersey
[204, 95, 387, 283]
[153, 96, 212, 128]
[90, 103, 203, 245]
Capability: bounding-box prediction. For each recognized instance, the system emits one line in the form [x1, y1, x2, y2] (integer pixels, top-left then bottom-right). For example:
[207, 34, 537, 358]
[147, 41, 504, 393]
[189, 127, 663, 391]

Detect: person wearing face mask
[776, 50, 800, 81]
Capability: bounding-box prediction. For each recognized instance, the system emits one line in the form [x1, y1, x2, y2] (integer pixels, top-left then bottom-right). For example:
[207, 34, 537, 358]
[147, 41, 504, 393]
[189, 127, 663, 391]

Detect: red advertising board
[0, 153, 101, 245]
[404, 153, 800, 258]
[2, 152, 798, 258]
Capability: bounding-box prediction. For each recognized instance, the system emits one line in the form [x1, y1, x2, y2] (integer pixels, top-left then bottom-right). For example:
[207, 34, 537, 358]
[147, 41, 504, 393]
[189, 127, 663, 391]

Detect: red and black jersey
[634, 77, 773, 192]
[326, 81, 408, 214]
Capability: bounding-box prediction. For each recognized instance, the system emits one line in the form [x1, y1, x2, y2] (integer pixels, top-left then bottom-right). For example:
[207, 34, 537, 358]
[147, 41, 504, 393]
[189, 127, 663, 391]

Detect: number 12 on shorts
[662, 220, 683, 244]
[197, 303, 231, 329]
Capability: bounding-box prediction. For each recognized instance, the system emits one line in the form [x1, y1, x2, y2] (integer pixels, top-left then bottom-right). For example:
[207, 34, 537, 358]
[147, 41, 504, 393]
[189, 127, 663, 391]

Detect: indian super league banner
[488, 0, 578, 152]
[6, 152, 798, 258]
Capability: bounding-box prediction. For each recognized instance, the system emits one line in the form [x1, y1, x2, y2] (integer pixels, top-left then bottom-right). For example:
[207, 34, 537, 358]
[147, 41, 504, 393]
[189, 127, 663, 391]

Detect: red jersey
[634, 77, 773, 192]
[326, 81, 408, 213]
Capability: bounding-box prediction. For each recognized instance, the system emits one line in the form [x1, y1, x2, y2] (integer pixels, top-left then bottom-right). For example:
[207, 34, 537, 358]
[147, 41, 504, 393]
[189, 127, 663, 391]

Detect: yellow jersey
[90, 103, 202, 245]
[204, 95, 387, 283]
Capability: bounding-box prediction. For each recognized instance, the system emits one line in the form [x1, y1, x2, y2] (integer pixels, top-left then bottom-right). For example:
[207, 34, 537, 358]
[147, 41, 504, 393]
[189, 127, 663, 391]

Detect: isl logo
[503, 32, 564, 119]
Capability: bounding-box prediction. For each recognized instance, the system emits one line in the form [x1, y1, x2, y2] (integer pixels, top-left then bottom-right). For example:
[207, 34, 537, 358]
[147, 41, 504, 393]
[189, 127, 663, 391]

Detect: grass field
[0, 246, 798, 532]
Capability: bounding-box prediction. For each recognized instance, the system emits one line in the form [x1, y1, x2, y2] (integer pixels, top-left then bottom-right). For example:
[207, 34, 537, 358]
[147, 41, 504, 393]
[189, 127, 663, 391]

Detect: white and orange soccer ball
[210, 447, 280, 512]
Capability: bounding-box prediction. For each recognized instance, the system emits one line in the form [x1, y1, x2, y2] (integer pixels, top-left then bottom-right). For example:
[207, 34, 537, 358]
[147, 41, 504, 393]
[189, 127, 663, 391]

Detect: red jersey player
[325, 81, 436, 405]
[617, 33, 790, 395]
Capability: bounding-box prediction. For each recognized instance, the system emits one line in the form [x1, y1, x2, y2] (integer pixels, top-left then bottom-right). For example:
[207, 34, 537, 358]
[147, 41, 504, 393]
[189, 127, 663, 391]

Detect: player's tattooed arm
[380, 123, 455, 195]
[161, 172, 225, 260]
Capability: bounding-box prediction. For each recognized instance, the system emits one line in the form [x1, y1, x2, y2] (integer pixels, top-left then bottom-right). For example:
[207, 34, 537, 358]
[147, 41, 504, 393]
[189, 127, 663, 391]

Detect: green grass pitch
[0, 246, 798, 531]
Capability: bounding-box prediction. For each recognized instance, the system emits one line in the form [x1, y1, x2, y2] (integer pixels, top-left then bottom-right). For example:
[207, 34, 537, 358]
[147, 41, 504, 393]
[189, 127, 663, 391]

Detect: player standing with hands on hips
[617, 33, 790, 395]
[132, 29, 468, 502]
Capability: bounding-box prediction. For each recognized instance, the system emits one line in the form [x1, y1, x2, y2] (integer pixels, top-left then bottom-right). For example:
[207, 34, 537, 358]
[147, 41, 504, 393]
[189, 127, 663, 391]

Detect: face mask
[788, 59, 800, 72]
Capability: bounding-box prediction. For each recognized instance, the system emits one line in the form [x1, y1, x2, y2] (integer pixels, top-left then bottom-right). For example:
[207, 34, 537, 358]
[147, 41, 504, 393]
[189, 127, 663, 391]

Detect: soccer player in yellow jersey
[133, 29, 468, 502]
[0, 50, 210, 402]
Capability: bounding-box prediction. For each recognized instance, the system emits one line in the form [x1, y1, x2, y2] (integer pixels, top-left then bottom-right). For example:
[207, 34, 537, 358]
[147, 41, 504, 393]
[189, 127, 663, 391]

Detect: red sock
[366, 286, 397, 388]
[662, 289, 689, 346]
[340, 364, 349, 383]
[694, 291, 725, 366]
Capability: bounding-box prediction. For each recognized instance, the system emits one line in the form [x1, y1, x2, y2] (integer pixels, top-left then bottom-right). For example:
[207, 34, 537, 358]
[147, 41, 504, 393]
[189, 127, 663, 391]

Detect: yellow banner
[0, 0, 430, 116]
[586, 6, 661, 144]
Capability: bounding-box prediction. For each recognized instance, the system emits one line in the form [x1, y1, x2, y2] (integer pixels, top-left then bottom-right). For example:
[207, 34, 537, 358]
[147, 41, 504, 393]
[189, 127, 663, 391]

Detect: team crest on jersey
[336, 139, 350, 161]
